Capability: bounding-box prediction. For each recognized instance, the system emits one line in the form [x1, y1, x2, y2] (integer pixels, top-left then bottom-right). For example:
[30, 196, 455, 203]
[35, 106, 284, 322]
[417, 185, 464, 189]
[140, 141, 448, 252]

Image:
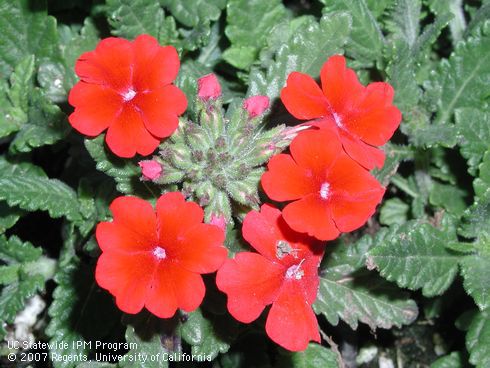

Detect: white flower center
[333, 112, 343, 128]
[153, 246, 166, 260]
[320, 182, 331, 200]
[285, 264, 304, 280]
[122, 88, 136, 102]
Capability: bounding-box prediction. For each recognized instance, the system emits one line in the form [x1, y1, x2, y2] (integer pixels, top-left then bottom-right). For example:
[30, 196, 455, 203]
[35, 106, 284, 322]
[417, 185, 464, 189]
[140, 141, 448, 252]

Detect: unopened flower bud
[209, 214, 227, 231]
[197, 74, 221, 100]
[243, 95, 270, 118]
[138, 160, 162, 181]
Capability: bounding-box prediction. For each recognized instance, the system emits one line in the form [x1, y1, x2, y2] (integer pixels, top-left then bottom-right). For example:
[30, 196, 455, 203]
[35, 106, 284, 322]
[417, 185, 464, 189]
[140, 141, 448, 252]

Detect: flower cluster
[70, 36, 400, 352]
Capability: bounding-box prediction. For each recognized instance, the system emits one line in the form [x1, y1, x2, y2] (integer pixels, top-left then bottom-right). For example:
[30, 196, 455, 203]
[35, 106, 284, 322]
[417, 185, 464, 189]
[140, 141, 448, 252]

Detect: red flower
[197, 73, 222, 100]
[261, 129, 385, 241]
[69, 35, 187, 158]
[95, 192, 227, 318]
[138, 160, 163, 181]
[216, 204, 324, 351]
[280, 55, 401, 170]
[243, 95, 270, 118]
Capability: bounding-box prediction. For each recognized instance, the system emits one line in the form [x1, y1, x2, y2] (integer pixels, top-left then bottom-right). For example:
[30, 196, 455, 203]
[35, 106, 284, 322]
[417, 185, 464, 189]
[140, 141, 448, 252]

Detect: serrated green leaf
[161, 0, 225, 28]
[429, 26, 490, 126]
[248, 12, 351, 99]
[380, 198, 409, 226]
[181, 308, 237, 360]
[0, 0, 60, 77]
[0, 273, 44, 339]
[0, 235, 42, 264]
[368, 220, 460, 297]
[275, 343, 338, 368]
[459, 198, 490, 239]
[118, 324, 168, 368]
[430, 351, 464, 368]
[84, 136, 142, 195]
[0, 202, 23, 234]
[460, 251, 490, 311]
[47, 229, 119, 368]
[372, 144, 414, 186]
[456, 108, 490, 176]
[386, 0, 421, 47]
[426, 0, 466, 43]
[474, 151, 490, 200]
[106, 0, 179, 46]
[224, 0, 287, 70]
[322, 0, 384, 64]
[314, 234, 418, 330]
[0, 160, 81, 222]
[9, 89, 69, 153]
[466, 311, 490, 368]
[429, 182, 467, 215]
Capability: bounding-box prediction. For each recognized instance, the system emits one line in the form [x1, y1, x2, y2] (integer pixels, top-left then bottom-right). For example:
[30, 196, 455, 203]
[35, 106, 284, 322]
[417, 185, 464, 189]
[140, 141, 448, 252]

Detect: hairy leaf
[430, 352, 464, 368]
[314, 234, 418, 330]
[368, 220, 460, 297]
[460, 252, 490, 311]
[161, 0, 226, 28]
[466, 311, 490, 368]
[275, 343, 338, 368]
[224, 0, 287, 70]
[248, 12, 351, 99]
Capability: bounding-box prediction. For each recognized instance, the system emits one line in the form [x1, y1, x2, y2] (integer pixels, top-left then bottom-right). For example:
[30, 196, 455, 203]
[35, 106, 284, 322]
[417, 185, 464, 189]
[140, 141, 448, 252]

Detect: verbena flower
[281, 55, 401, 170]
[69, 34, 187, 158]
[216, 204, 324, 351]
[261, 129, 385, 240]
[95, 193, 227, 318]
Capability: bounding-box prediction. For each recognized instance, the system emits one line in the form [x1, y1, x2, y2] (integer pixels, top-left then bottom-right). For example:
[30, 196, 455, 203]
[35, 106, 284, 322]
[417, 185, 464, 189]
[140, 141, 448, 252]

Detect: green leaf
[426, 0, 466, 43]
[0, 160, 81, 222]
[0, 235, 42, 264]
[430, 351, 464, 368]
[314, 234, 418, 330]
[372, 143, 414, 186]
[106, 0, 179, 45]
[84, 136, 142, 195]
[248, 12, 351, 99]
[181, 308, 237, 360]
[0, 0, 60, 77]
[456, 108, 490, 176]
[275, 343, 338, 368]
[224, 0, 287, 70]
[161, 0, 226, 28]
[386, 0, 421, 47]
[380, 198, 410, 226]
[0, 202, 23, 234]
[0, 273, 44, 338]
[459, 198, 490, 239]
[9, 89, 69, 153]
[47, 228, 119, 368]
[322, 0, 384, 64]
[367, 220, 460, 297]
[474, 151, 490, 200]
[466, 311, 490, 368]
[429, 24, 490, 125]
[460, 241, 490, 311]
[429, 182, 467, 216]
[118, 324, 169, 368]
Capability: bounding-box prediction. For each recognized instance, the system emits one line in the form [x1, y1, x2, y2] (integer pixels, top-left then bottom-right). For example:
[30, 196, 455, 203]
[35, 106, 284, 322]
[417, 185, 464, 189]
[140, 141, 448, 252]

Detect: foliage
[0, 0, 489, 367]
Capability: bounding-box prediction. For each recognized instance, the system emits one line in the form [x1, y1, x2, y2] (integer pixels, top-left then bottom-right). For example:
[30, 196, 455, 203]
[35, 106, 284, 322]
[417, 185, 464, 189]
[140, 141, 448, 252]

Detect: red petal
[145, 263, 205, 318]
[265, 281, 320, 351]
[282, 195, 340, 241]
[95, 252, 155, 314]
[134, 85, 187, 138]
[133, 35, 180, 91]
[155, 192, 204, 244]
[261, 154, 317, 201]
[68, 82, 121, 136]
[105, 104, 160, 158]
[344, 82, 402, 146]
[320, 55, 364, 115]
[96, 222, 154, 254]
[339, 130, 386, 170]
[216, 253, 284, 323]
[280, 72, 329, 120]
[329, 155, 385, 232]
[170, 223, 227, 274]
[289, 129, 342, 178]
[75, 37, 133, 93]
[108, 196, 158, 245]
[242, 206, 282, 261]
